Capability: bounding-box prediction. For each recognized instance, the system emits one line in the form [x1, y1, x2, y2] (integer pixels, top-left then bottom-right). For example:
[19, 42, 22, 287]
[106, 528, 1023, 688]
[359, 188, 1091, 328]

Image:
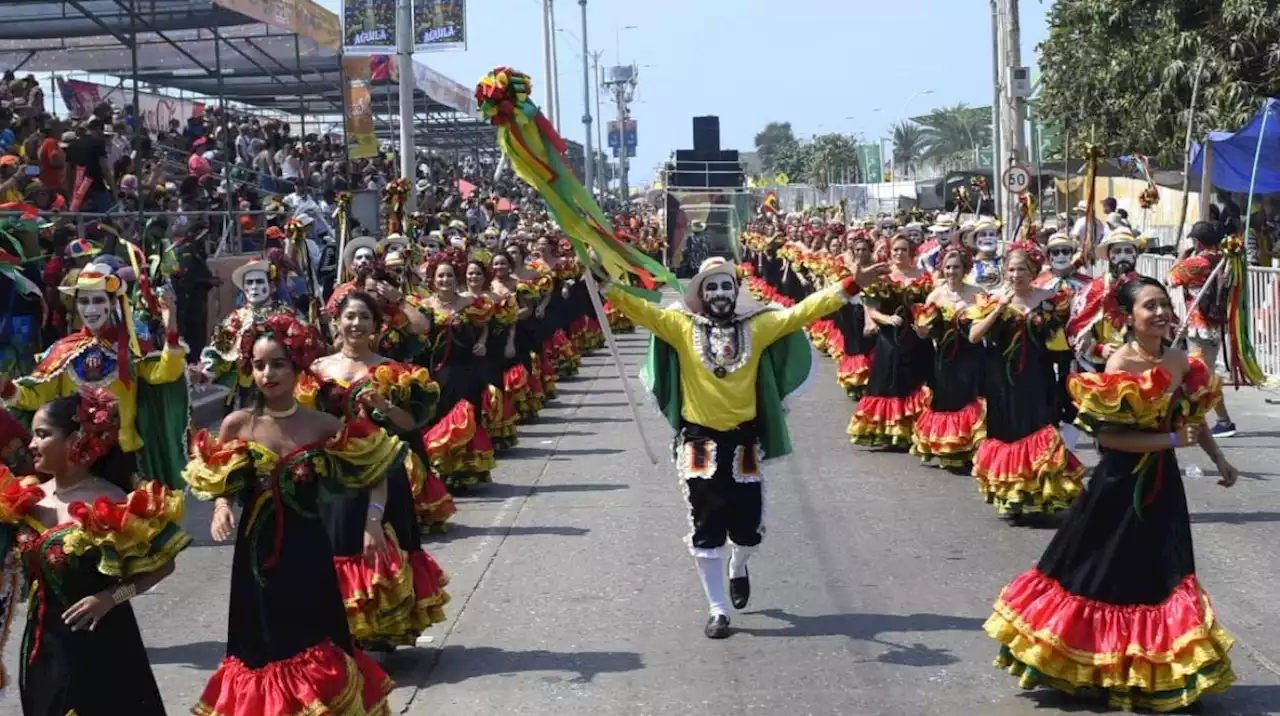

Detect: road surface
[5, 327, 1280, 715]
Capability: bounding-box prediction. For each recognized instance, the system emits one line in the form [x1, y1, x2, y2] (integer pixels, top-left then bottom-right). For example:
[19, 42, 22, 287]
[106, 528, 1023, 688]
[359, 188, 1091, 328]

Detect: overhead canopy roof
[0, 1, 337, 76]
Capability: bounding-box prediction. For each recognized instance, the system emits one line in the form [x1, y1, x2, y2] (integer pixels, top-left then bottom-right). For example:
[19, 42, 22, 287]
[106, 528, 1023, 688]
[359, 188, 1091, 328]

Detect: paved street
[5, 326, 1280, 715]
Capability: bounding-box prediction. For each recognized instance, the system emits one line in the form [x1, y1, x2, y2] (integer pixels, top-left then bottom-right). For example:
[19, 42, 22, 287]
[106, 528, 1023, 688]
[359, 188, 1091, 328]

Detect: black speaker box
[692, 116, 720, 152]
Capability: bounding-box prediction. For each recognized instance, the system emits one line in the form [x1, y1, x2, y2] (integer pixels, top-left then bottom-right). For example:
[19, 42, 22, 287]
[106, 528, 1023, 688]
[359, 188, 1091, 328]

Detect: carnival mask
[241, 270, 272, 306]
[1048, 246, 1074, 272]
[700, 274, 738, 320]
[352, 247, 376, 272]
[76, 289, 112, 333]
[1108, 244, 1137, 275]
[975, 229, 1000, 254]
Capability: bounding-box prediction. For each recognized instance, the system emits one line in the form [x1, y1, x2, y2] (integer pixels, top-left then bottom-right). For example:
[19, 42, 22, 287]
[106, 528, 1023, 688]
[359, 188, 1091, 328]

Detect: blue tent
[1189, 98, 1280, 193]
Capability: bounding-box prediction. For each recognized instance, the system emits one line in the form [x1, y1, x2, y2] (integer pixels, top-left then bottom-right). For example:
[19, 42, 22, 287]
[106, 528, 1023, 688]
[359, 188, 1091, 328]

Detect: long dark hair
[1115, 275, 1170, 343]
[40, 396, 135, 492]
[336, 290, 385, 331]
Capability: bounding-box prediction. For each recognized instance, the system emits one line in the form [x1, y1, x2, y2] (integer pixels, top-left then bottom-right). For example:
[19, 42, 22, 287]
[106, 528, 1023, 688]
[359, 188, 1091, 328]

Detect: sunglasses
[1048, 248, 1073, 257]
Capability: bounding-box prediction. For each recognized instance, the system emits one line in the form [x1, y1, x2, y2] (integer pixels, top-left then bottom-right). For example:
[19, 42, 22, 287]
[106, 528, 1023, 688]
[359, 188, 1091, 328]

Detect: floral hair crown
[1007, 239, 1046, 271]
[237, 314, 323, 376]
[70, 387, 122, 466]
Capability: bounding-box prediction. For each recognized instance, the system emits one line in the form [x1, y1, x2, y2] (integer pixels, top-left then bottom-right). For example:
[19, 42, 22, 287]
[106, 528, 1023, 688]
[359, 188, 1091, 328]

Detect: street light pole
[541, 0, 555, 127]
[549, 0, 562, 131]
[579, 0, 593, 192]
[890, 89, 932, 194]
[396, 0, 416, 202]
[592, 51, 605, 193]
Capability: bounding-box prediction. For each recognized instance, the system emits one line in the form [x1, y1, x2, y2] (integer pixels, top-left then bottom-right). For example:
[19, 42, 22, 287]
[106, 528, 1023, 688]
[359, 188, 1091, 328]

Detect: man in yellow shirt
[605, 256, 885, 638]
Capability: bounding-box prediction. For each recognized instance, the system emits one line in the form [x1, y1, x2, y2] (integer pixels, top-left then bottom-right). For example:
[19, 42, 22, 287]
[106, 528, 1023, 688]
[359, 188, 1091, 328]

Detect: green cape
[639, 306, 814, 460]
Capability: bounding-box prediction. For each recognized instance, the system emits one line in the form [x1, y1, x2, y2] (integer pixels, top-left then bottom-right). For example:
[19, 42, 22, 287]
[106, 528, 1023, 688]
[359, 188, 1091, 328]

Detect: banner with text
[412, 0, 467, 52]
[57, 79, 205, 134]
[342, 57, 379, 159]
[214, 0, 341, 49]
[342, 0, 396, 54]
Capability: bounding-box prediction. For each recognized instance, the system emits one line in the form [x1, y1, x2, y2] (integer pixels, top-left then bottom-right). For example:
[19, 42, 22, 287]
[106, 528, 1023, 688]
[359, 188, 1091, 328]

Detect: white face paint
[241, 270, 271, 306]
[76, 289, 112, 333]
[1108, 244, 1138, 273]
[975, 229, 1000, 253]
[906, 229, 924, 244]
[700, 273, 738, 319]
[933, 229, 955, 247]
[352, 247, 376, 271]
[1048, 246, 1074, 272]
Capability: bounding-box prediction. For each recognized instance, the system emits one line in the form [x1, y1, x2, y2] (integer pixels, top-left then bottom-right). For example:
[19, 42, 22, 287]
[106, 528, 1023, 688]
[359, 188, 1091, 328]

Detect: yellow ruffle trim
[910, 399, 987, 467]
[328, 425, 407, 490]
[986, 600, 1235, 711]
[847, 388, 931, 448]
[973, 428, 1084, 516]
[369, 363, 440, 403]
[184, 433, 253, 501]
[341, 528, 451, 646]
[61, 481, 193, 579]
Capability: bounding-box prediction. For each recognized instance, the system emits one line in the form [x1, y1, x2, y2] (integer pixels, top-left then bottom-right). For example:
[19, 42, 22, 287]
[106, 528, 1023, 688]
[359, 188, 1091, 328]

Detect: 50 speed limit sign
[1001, 164, 1032, 195]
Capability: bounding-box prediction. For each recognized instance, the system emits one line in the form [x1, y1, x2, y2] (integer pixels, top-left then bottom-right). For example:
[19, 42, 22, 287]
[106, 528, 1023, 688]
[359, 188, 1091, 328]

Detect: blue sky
[318, 0, 1049, 186]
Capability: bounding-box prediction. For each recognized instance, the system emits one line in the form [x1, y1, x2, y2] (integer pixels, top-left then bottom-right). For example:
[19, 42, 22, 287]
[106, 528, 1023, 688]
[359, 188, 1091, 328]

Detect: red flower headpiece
[940, 244, 975, 270]
[1007, 239, 1046, 274]
[237, 314, 323, 376]
[69, 387, 122, 466]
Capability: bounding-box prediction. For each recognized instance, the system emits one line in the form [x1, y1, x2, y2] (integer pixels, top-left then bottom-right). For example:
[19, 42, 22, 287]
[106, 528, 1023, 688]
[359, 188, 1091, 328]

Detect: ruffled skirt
[333, 526, 450, 646]
[194, 640, 392, 716]
[425, 399, 496, 490]
[911, 397, 987, 469]
[973, 424, 1084, 516]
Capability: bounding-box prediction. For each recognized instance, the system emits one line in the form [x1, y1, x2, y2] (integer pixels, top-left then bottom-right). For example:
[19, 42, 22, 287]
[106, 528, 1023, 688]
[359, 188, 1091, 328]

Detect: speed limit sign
[1002, 164, 1032, 195]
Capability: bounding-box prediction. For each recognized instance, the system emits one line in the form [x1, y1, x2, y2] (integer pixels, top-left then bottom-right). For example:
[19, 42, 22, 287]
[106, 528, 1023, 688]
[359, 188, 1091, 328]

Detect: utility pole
[579, 0, 593, 192]
[995, 0, 1028, 227]
[549, 0, 562, 131]
[989, 0, 1002, 227]
[604, 65, 637, 203]
[396, 0, 416, 203]
[541, 0, 555, 127]
[591, 51, 605, 193]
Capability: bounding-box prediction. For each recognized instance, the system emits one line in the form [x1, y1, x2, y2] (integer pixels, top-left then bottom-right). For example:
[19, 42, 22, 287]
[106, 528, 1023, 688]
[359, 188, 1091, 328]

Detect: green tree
[1038, 0, 1280, 166]
[754, 122, 800, 176]
[914, 104, 992, 172]
[806, 133, 862, 188]
[772, 140, 813, 184]
[891, 121, 927, 178]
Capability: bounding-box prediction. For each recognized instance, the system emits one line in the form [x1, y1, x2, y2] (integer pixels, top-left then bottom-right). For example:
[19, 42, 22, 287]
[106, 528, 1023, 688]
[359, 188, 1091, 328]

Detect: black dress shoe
[704, 614, 731, 639]
[730, 567, 750, 610]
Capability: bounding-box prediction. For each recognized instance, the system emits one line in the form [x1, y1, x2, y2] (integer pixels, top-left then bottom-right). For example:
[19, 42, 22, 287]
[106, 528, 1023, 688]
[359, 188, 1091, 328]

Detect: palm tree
[915, 104, 991, 171]
[891, 121, 927, 178]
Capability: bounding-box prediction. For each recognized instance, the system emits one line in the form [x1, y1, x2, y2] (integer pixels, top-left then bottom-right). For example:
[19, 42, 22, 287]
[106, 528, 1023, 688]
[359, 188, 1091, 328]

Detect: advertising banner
[412, 0, 467, 52]
[213, 0, 341, 50]
[367, 54, 476, 115]
[342, 57, 379, 159]
[57, 79, 205, 134]
[342, 0, 396, 55]
[607, 119, 637, 150]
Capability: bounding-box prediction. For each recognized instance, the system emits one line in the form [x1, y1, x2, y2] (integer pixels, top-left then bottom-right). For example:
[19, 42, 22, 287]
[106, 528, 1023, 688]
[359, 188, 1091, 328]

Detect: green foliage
[913, 104, 993, 172]
[1039, 0, 1280, 165]
[754, 122, 800, 177]
[891, 121, 927, 177]
[806, 133, 862, 188]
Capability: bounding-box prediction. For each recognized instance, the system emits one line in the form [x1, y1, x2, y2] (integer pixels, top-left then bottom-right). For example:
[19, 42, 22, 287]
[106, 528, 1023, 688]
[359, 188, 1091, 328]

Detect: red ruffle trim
[995, 570, 1221, 658]
[836, 352, 873, 391]
[504, 364, 543, 418]
[481, 385, 519, 444]
[912, 398, 986, 465]
[414, 466, 456, 528]
[603, 301, 635, 333]
[973, 424, 1084, 515]
[847, 386, 930, 447]
[193, 641, 391, 716]
[424, 400, 478, 468]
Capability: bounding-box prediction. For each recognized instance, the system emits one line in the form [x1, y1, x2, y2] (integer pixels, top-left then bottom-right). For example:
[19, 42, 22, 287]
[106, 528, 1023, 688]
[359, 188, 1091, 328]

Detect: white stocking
[729, 543, 756, 579]
[694, 555, 729, 617]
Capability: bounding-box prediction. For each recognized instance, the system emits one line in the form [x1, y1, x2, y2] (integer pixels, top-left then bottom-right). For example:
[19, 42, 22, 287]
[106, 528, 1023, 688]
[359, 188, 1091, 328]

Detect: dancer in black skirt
[985, 275, 1241, 712]
[184, 316, 398, 716]
[834, 233, 878, 399]
[911, 246, 987, 469]
[847, 234, 934, 449]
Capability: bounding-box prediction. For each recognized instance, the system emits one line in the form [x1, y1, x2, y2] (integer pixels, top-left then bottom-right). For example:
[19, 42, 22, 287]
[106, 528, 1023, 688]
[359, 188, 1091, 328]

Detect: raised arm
[752, 277, 860, 347]
[601, 283, 688, 345]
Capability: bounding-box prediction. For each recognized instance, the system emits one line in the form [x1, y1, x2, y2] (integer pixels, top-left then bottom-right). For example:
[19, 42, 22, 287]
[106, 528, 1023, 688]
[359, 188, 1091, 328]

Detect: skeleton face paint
[1108, 244, 1138, 275]
[700, 273, 737, 320]
[241, 270, 272, 306]
[974, 229, 1000, 254]
[352, 247, 376, 271]
[76, 289, 112, 333]
[1048, 246, 1074, 272]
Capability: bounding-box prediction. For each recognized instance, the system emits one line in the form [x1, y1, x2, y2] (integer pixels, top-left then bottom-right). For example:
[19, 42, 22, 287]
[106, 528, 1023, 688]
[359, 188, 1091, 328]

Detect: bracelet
[111, 583, 137, 606]
[1169, 432, 1180, 448]
[368, 502, 385, 514]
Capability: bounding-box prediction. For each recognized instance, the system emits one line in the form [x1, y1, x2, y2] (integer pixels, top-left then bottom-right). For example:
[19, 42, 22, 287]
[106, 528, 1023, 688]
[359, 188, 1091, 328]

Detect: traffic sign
[1002, 164, 1032, 195]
